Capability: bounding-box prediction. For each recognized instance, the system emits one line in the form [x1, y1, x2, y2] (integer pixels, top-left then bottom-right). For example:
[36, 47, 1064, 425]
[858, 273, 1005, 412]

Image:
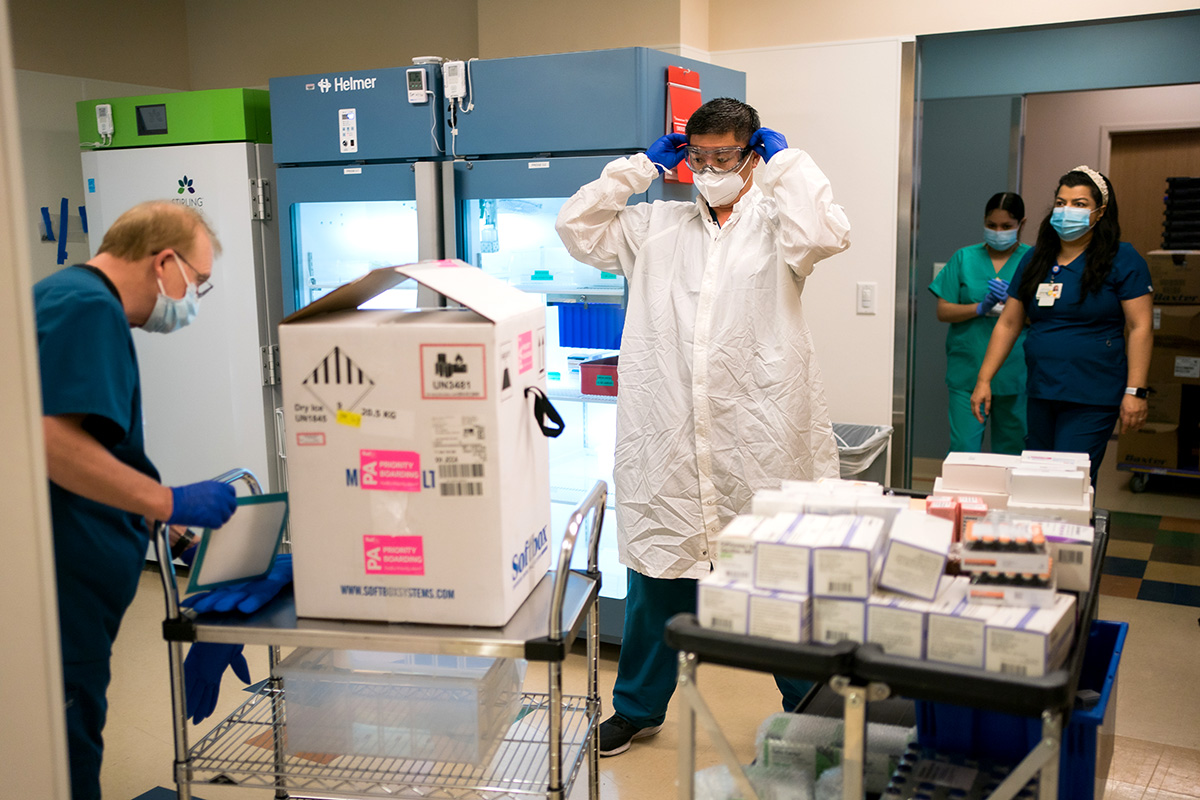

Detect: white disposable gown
[555, 150, 851, 580]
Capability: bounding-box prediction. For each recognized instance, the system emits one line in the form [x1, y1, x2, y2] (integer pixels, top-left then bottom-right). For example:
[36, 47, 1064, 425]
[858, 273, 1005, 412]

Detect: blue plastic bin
[915, 620, 1127, 800]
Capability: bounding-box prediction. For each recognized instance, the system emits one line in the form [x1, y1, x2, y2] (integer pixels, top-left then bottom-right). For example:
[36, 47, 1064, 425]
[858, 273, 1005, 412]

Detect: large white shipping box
[279, 262, 552, 625]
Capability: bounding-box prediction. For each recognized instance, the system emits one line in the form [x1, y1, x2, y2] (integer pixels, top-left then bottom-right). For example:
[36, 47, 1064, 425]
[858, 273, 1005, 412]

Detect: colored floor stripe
[1137, 580, 1200, 608]
[1102, 556, 1148, 579]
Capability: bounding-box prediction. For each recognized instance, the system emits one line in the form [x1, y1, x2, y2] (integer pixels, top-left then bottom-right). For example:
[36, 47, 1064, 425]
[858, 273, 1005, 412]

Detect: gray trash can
[833, 423, 894, 485]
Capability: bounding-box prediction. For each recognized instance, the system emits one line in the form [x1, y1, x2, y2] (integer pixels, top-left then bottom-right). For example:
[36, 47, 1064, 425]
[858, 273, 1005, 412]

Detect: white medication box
[748, 590, 813, 644]
[940, 453, 1022, 494]
[811, 515, 887, 599]
[279, 262, 552, 626]
[1008, 466, 1088, 506]
[698, 575, 750, 634]
[926, 581, 996, 669]
[753, 514, 828, 595]
[877, 510, 953, 600]
[866, 577, 965, 659]
[1021, 450, 1091, 476]
[276, 647, 523, 765]
[1041, 522, 1095, 592]
[713, 514, 771, 584]
[1008, 486, 1094, 527]
[813, 596, 867, 645]
[985, 594, 1077, 677]
[932, 477, 1009, 510]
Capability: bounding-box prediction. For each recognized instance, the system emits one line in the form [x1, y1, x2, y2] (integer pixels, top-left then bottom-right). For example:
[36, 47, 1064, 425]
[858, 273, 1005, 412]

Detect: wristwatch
[1124, 387, 1148, 398]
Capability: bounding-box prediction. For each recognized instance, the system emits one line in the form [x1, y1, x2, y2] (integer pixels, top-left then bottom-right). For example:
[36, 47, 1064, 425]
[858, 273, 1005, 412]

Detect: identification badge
[1035, 282, 1063, 306]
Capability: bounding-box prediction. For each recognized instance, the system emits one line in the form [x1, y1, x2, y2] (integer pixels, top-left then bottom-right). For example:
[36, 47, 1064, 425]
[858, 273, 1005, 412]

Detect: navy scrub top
[34, 265, 159, 664]
[1008, 242, 1153, 408]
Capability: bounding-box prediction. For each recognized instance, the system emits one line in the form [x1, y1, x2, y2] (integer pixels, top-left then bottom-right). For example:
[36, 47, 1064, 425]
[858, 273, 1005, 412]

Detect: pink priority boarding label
[363, 535, 425, 576]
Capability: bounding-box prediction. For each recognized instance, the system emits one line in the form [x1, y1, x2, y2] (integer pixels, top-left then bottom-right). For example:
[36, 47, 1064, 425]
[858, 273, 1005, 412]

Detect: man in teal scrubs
[929, 192, 1030, 454]
[34, 201, 238, 799]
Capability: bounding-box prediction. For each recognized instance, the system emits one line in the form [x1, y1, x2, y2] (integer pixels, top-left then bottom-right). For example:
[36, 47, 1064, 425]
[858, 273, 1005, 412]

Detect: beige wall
[9, 0, 190, 88]
[711, 1, 1200, 50]
[184, 0, 479, 89]
[476, 0, 683, 58]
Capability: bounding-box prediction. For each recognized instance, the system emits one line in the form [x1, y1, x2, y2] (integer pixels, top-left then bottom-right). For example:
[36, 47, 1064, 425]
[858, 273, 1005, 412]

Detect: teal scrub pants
[947, 388, 1026, 455]
[63, 659, 110, 800]
[613, 569, 815, 727]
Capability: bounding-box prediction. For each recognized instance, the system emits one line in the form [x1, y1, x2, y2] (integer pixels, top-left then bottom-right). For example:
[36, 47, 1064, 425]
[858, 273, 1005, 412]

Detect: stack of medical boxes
[1118, 254, 1200, 471]
[698, 455, 1091, 678]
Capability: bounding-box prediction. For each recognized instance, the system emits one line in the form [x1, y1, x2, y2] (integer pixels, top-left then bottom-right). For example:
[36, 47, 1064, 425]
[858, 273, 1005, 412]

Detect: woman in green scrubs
[929, 192, 1031, 454]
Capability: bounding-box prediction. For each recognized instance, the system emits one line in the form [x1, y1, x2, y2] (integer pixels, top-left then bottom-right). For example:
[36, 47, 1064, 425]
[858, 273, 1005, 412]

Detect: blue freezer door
[277, 162, 421, 314]
[270, 65, 444, 163]
[447, 47, 745, 157]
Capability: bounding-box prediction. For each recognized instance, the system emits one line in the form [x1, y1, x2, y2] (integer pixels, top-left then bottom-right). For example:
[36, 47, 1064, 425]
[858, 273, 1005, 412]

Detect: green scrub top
[929, 242, 1030, 397]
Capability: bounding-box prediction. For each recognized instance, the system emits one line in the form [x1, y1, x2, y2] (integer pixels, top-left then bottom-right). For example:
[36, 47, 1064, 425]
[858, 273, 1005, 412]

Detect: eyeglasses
[685, 145, 750, 174]
[174, 252, 214, 298]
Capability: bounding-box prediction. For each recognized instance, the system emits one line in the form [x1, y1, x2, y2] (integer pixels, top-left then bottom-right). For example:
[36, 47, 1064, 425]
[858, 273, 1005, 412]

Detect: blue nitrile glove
[976, 300, 995, 316]
[184, 642, 251, 725]
[167, 481, 237, 528]
[182, 554, 293, 615]
[748, 127, 788, 162]
[986, 277, 1010, 306]
[645, 132, 688, 174]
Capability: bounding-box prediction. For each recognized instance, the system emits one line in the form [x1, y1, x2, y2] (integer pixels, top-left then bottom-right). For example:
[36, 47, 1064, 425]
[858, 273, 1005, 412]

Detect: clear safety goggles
[685, 145, 750, 174]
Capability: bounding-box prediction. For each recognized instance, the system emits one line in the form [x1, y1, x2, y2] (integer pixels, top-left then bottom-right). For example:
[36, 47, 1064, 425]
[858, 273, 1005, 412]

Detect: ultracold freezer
[77, 89, 285, 499]
[270, 48, 746, 641]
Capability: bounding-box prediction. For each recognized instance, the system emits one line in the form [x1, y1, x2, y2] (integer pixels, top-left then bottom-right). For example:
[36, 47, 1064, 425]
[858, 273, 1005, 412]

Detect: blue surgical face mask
[1050, 206, 1095, 242]
[142, 256, 200, 334]
[983, 227, 1019, 251]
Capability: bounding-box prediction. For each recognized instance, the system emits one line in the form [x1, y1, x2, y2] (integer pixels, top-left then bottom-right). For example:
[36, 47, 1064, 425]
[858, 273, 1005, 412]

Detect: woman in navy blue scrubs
[969, 166, 1154, 486]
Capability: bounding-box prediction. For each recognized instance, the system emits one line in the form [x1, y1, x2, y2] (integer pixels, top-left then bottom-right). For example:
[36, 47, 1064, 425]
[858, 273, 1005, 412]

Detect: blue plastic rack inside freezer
[269, 64, 445, 164]
[443, 48, 746, 158]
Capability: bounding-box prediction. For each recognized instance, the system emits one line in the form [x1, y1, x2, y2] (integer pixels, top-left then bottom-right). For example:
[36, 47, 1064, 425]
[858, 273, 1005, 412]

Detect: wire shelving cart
[154, 471, 607, 800]
[666, 509, 1110, 800]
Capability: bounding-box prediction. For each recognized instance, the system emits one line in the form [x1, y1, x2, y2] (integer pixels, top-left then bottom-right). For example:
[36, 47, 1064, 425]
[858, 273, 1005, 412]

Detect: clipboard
[186, 492, 289, 593]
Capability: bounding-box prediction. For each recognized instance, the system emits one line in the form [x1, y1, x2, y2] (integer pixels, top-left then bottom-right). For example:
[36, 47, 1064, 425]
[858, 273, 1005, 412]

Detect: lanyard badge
[1035, 282, 1063, 306]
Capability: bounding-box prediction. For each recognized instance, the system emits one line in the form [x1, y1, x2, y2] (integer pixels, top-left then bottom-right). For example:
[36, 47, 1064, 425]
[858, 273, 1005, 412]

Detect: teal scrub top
[929, 242, 1031, 397]
[34, 265, 159, 664]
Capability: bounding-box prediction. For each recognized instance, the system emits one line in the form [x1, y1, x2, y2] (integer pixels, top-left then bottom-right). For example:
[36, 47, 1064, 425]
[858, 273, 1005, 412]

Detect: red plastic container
[580, 355, 619, 396]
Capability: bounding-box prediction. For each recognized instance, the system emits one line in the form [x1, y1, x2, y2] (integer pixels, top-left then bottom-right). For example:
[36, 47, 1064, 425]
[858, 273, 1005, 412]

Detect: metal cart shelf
[155, 472, 607, 800]
[666, 510, 1109, 800]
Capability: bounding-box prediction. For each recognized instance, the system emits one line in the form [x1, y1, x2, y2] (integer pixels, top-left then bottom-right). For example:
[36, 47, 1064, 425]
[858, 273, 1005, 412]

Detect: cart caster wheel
[1129, 473, 1149, 493]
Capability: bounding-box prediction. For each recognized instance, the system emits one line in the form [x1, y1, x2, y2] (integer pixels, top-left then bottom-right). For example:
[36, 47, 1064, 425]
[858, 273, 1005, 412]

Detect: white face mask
[694, 160, 752, 207]
[142, 256, 200, 334]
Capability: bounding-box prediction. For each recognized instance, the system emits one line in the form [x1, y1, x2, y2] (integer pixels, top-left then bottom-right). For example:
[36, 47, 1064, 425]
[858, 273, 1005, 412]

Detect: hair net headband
[1070, 164, 1109, 206]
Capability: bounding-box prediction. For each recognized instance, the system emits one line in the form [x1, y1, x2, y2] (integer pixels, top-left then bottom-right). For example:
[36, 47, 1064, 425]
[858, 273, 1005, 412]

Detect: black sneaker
[597, 713, 662, 757]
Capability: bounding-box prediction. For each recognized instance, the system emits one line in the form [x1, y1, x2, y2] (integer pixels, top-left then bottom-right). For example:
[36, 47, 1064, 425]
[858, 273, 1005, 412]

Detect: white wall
[0, 8, 71, 798]
[16, 71, 173, 283]
[1022, 83, 1200, 221]
[716, 39, 908, 427]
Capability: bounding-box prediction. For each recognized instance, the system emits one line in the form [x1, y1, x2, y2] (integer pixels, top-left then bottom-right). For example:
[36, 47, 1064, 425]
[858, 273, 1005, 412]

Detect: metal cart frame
[155, 472, 607, 800]
[667, 510, 1110, 800]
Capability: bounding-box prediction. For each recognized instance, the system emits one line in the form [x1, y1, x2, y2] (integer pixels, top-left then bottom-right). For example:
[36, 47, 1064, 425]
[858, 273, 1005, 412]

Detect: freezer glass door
[292, 200, 420, 309]
[458, 193, 625, 602]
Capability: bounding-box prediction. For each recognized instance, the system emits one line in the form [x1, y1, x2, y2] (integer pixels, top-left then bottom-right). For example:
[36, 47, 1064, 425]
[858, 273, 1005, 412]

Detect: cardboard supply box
[1147, 251, 1200, 305]
[1116, 423, 1179, 470]
[1153, 305, 1200, 343]
[1147, 383, 1183, 424]
[1148, 341, 1200, 386]
[279, 262, 553, 626]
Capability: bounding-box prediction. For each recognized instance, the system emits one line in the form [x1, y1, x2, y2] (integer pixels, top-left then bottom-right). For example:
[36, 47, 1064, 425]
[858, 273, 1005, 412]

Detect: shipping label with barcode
[432, 415, 487, 498]
[1058, 549, 1084, 565]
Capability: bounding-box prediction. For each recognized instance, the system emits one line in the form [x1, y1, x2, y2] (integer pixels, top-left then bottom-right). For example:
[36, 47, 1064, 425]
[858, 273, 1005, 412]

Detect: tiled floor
[98, 443, 1199, 799]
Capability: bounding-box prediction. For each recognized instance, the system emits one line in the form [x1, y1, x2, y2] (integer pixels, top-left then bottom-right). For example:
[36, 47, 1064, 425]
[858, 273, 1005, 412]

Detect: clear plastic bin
[833, 423, 894, 484]
[276, 648, 524, 766]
